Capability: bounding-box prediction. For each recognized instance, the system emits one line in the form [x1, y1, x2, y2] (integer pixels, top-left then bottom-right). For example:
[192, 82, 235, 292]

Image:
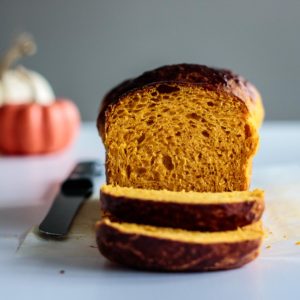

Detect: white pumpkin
[0, 33, 55, 106]
[0, 67, 55, 105]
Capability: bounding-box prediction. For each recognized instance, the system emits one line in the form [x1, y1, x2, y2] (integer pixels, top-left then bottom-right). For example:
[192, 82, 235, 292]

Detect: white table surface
[1, 121, 300, 300]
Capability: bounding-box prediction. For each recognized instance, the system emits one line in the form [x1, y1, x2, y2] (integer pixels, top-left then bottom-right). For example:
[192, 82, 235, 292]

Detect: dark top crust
[97, 64, 261, 138]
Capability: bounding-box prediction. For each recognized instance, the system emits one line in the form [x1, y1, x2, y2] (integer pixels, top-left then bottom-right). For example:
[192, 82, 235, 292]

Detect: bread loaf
[96, 217, 263, 271]
[101, 185, 264, 231]
[97, 64, 264, 192]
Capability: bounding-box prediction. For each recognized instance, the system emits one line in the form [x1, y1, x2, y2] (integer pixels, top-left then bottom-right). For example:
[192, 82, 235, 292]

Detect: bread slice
[97, 64, 264, 192]
[96, 217, 263, 271]
[101, 185, 264, 231]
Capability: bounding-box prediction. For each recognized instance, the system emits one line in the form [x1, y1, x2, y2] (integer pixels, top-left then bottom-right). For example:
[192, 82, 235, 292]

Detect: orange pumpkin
[0, 99, 80, 155]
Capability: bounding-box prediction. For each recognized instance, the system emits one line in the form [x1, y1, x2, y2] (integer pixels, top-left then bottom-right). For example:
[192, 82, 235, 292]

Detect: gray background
[1, 0, 299, 121]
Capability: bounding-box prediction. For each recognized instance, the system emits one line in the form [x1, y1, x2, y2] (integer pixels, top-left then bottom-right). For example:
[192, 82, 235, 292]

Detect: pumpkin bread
[97, 64, 264, 192]
[101, 185, 264, 231]
[96, 217, 263, 271]
[96, 64, 265, 271]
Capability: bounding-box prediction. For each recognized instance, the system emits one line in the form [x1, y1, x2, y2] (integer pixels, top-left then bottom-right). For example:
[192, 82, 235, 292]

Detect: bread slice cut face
[104, 82, 260, 192]
[100, 185, 264, 231]
[96, 217, 263, 271]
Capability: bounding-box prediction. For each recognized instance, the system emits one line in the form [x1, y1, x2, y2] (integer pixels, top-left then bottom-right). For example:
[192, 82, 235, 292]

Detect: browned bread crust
[96, 218, 263, 272]
[97, 64, 264, 139]
[100, 186, 265, 231]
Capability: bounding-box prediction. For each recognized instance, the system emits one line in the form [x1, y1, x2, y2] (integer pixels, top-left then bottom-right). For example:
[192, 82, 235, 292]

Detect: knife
[39, 161, 103, 238]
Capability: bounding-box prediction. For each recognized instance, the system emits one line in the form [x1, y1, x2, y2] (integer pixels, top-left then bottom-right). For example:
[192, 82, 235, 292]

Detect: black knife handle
[61, 178, 93, 196]
[38, 161, 103, 237]
[62, 161, 103, 195]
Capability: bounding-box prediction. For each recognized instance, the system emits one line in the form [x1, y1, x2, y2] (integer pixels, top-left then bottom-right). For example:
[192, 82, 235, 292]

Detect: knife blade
[39, 161, 103, 238]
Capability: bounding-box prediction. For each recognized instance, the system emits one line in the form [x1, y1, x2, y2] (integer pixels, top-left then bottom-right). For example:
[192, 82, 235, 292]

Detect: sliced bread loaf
[101, 185, 264, 231]
[96, 217, 263, 271]
[97, 64, 264, 192]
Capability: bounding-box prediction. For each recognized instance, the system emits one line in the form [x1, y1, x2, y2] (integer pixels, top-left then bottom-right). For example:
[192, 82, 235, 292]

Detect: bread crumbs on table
[295, 241, 300, 246]
[265, 245, 271, 249]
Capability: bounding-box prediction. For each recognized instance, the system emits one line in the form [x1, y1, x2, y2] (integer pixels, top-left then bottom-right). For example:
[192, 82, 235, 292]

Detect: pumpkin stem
[0, 33, 37, 78]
